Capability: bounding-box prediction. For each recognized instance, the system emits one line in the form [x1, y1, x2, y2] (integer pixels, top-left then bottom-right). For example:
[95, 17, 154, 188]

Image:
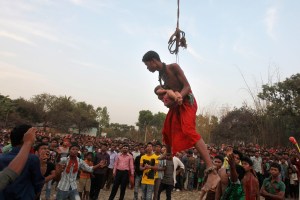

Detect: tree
[0, 94, 15, 127]
[47, 96, 76, 132]
[73, 102, 98, 134]
[96, 106, 110, 135]
[30, 93, 57, 130]
[136, 110, 154, 142]
[258, 73, 300, 144]
[14, 98, 43, 124]
[151, 112, 166, 140]
[196, 114, 218, 144]
[211, 106, 259, 145]
[136, 110, 166, 142]
[106, 123, 136, 138]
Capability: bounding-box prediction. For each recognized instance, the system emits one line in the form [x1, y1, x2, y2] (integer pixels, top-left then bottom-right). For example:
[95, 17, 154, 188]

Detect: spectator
[0, 127, 36, 191]
[140, 142, 158, 200]
[89, 143, 110, 200]
[56, 144, 104, 200]
[78, 152, 94, 200]
[260, 162, 286, 200]
[105, 144, 118, 190]
[153, 143, 162, 200]
[0, 125, 45, 200]
[251, 151, 263, 187]
[241, 156, 260, 200]
[133, 146, 145, 200]
[108, 144, 134, 200]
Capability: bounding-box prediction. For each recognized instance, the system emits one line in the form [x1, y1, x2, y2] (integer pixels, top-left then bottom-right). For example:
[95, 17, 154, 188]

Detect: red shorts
[162, 96, 201, 154]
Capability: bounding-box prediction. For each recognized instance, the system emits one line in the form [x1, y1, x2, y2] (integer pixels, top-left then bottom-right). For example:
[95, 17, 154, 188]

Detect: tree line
[1, 73, 299, 146]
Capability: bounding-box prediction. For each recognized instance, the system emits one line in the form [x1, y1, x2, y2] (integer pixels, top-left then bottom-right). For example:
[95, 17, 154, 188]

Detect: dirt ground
[43, 186, 275, 200]
[42, 185, 202, 200]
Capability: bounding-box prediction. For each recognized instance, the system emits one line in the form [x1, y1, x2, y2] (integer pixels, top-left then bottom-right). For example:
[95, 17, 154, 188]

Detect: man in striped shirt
[108, 144, 134, 200]
[56, 144, 105, 200]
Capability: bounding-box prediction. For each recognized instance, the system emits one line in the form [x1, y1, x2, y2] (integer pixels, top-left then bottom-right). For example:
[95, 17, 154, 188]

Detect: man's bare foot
[199, 168, 220, 200]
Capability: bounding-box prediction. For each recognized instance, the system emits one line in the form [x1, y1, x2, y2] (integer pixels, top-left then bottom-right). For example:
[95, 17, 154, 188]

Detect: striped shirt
[57, 157, 93, 191]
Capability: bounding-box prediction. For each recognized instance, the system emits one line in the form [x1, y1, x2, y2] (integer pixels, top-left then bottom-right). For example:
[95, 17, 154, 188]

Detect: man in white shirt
[251, 151, 263, 186]
[56, 144, 104, 200]
[132, 145, 140, 160]
[105, 144, 118, 190]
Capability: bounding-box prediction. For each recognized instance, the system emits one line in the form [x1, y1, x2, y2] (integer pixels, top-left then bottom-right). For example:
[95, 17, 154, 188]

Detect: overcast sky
[0, 0, 299, 126]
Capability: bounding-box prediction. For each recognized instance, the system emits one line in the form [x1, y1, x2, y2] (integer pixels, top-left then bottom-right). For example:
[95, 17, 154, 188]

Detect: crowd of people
[0, 126, 299, 200]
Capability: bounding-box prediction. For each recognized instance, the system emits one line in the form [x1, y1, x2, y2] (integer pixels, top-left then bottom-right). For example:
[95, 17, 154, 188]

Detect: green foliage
[0, 93, 104, 133]
[0, 94, 16, 127]
[96, 106, 110, 135]
[136, 110, 166, 141]
[196, 114, 218, 143]
[257, 73, 300, 145]
[258, 73, 300, 118]
[105, 123, 136, 138]
[211, 106, 259, 145]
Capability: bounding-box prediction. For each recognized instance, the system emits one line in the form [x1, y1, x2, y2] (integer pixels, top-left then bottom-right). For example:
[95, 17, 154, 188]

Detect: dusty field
[42, 185, 202, 200]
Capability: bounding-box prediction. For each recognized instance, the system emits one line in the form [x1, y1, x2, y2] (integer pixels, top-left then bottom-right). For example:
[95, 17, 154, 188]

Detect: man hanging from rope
[142, 51, 220, 198]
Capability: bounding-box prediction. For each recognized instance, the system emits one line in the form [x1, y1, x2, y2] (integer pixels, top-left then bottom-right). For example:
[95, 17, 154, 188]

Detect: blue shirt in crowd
[0, 147, 45, 200]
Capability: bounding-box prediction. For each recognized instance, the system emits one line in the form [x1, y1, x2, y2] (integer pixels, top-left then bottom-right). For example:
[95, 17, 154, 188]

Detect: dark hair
[214, 155, 224, 163]
[51, 138, 58, 143]
[270, 162, 281, 172]
[86, 152, 94, 158]
[10, 124, 32, 146]
[236, 165, 245, 181]
[41, 136, 49, 141]
[241, 156, 253, 166]
[142, 51, 161, 62]
[233, 149, 243, 159]
[155, 141, 162, 147]
[69, 143, 79, 150]
[34, 142, 49, 152]
[122, 144, 129, 148]
[146, 142, 153, 147]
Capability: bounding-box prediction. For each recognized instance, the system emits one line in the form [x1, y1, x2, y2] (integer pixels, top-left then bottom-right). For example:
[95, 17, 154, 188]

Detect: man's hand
[56, 163, 66, 173]
[260, 189, 269, 197]
[23, 127, 37, 145]
[176, 96, 183, 105]
[227, 153, 236, 168]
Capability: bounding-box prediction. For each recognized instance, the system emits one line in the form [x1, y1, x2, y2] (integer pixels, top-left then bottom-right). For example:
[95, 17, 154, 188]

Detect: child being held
[154, 85, 183, 108]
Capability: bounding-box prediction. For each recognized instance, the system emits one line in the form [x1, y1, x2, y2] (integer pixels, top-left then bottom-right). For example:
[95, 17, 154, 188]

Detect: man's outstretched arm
[0, 128, 36, 190]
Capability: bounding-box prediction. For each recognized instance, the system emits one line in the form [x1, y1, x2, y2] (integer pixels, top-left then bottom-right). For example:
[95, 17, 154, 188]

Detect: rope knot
[168, 28, 187, 55]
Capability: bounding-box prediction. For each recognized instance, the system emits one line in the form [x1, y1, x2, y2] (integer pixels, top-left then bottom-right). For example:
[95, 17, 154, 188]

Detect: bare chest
[161, 69, 182, 91]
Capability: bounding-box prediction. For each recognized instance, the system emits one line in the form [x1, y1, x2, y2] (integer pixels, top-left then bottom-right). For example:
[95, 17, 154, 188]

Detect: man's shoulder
[141, 154, 152, 159]
[167, 63, 180, 68]
[277, 180, 286, 186]
[262, 177, 272, 184]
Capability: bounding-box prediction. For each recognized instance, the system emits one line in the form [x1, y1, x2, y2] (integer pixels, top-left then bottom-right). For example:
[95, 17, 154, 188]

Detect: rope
[168, 0, 187, 56]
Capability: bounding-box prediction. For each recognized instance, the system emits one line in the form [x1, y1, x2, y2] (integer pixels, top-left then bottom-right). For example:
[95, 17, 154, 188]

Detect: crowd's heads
[270, 162, 281, 173]
[69, 143, 80, 157]
[122, 143, 129, 153]
[10, 124, 32, 147]
[86, 152, 94, 160]
[213, 155, 224, 169]
[233, 149, 243, 164]
[34, 142, 49, 153]
[41, 136, 49, 144]
[146, 142, 153, 153]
